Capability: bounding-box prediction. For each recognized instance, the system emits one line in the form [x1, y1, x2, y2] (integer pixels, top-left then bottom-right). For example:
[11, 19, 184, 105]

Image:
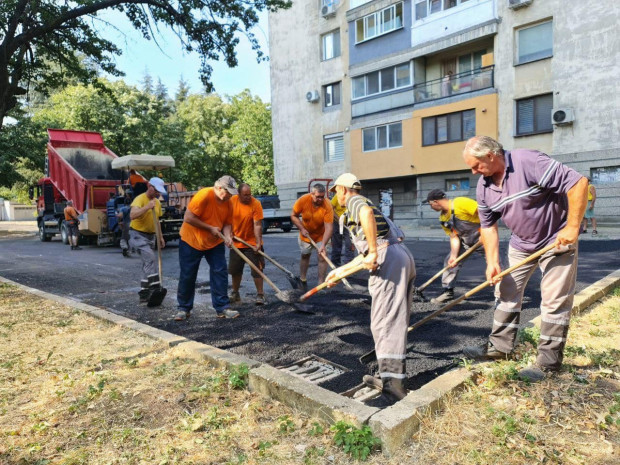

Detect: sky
[94, 9, 272, 101]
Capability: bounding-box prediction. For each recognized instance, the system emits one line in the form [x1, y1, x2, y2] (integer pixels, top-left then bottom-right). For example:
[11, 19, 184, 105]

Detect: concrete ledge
[249, 364, 379, 426]
[369, 367, 472, 456]
[173, 340, 261, 370]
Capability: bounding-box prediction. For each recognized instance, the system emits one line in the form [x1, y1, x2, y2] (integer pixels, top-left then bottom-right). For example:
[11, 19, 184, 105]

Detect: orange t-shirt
[230, 196, 264, 248]
[64, 206, 78, 221]
[179, 187, 233, 251]
[292, 193, 333, 243]
[129, 173, 146, 187]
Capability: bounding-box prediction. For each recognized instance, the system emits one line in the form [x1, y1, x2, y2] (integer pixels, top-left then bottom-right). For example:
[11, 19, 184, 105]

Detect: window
[351, 62, 411, 99]
[362, 122, 402, 151]
[591, 166, 620, 184]
[422, 109, 475, 146]
[446, 178, 470, 191]
[355, 2, 403, 43]
[517, 21, 553, 65]
[516, 93, 553, 136]
[415, 0, 471, 20]
[321, 30, 341, 61]
[323, 82, 341, 108]
[324, 133, 344, 162]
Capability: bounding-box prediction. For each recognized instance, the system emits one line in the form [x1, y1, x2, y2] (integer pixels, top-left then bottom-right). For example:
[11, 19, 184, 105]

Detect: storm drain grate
[277, 355, 349, 384]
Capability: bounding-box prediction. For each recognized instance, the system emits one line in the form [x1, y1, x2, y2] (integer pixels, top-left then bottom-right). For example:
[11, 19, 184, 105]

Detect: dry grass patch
[1, 282, 619, 464]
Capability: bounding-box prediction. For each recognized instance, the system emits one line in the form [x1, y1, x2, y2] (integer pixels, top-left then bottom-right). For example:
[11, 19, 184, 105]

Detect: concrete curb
[2, 270, 619, 456]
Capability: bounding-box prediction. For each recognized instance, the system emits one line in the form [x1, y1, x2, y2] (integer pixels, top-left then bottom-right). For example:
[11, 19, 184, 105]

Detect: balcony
[413, 66, 494, 103]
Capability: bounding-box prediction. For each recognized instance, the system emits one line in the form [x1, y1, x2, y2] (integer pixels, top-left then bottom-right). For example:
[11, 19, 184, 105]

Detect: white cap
[329, 173, 362, 192]
[148, 177, 166, 194]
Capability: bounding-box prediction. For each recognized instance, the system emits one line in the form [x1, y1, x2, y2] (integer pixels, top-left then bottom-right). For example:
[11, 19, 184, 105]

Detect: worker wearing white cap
[327, 173, 416, 403]
[129, 176, 167, 304]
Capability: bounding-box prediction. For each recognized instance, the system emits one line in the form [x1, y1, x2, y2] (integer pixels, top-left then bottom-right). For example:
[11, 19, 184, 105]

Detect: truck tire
[282, 225, 292, 233]
[60, 221, 69, 245]
[39, 224, 51, 242]
[262, 220, 269, 234]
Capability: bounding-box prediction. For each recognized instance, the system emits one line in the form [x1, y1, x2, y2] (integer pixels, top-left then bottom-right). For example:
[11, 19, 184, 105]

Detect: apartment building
[269, 0, 620, 224]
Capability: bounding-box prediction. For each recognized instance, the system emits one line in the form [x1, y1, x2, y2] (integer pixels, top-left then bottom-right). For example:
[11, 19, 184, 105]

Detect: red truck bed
[47, 129, 121, 213]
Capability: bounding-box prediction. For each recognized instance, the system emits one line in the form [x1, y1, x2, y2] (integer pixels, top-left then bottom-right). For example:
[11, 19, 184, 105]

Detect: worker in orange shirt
[175, 175, 240, 321]
[229, 183, 265, 305]
[63, 200, 81, 250]
[290, 183, 333, 287]
[129, 169, 147, 187]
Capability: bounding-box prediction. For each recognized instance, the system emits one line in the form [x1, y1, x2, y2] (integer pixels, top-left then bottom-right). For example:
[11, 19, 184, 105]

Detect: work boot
[73, 245, 82, 250]
[463, 342, 512, 361]
[174, 310, 190, 321]
[229, 290, 241, 304]
[122, 248, 129, 257]
[255, 294, 265, 306]
[431, 288, 454, 304]
[216, 309, 240, 319]
[362, 375, 383, 391]
[382, 378, 407, 402]
[138, 289, 150, 303]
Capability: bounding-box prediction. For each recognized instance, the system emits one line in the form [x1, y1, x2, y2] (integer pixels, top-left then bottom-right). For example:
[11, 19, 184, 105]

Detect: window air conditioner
[508, 0, 533, 9]
[306, 90, 320, 103]
[321, 4, 336, 17]
[551, 108, 575, 126]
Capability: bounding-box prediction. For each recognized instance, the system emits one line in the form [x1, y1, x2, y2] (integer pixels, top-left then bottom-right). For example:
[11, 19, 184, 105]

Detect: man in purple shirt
[461, 135, 588, 381]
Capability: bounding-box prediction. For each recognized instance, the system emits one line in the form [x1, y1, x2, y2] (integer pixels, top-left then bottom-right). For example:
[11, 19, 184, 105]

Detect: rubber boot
[382, 378, 407, 403]
[139, 280, 150, 303]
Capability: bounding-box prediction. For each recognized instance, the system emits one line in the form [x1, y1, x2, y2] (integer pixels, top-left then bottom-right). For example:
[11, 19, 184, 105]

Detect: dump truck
[33, 129, 122, 244]
[32, 130, 183, 245]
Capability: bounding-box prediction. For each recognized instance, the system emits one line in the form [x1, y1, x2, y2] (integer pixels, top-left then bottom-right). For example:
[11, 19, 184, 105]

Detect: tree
[227, 90, 275, 194]
[0, 0, 291, 131]
[175, 93, 242, 189]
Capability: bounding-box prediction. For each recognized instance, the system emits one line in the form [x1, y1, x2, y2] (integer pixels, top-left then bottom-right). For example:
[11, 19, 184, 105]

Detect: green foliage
[228, 364, 249, 390]
[277, 415, 295, 434]
[518, 326, 540, 347]
[330, 421, 381, 461]
[0, 116, 46, 191]
[227, 90, 276, 194]
[0, 0, 292, 129]
[308, 421, 325, 436]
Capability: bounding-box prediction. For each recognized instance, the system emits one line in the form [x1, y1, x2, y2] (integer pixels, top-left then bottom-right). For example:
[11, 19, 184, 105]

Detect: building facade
[269, 0, 620, 224]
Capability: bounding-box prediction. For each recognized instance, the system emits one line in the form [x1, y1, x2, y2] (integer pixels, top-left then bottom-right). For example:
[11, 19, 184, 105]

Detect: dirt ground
[0, 282, 618, 464]
[0, 233, 619, 401]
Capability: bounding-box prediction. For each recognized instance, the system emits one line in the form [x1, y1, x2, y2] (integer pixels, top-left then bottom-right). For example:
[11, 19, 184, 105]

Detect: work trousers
[130, 229, 159, 290]
[177, 240, 230, 313]
[441, 241, 482, 289]
[490, 243, 578, 370]
[330, 227, 355, 266]
[370, 242, 416, 381]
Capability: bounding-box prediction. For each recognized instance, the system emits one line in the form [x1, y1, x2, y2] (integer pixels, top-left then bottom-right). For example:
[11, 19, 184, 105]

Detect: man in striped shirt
[327, 173, 416, 402]
[461, 135, 588, 382]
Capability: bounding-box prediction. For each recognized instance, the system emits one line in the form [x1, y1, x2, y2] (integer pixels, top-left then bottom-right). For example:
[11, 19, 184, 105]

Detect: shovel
[147, 207, 167, 307]
[234, 235, 304, 290]
[300, 259, 366, 301]
[216, 231, 314, 314]
[307, 236, 354, 290]
[359, 243, 557, 364]
[413, 241, 483, 302]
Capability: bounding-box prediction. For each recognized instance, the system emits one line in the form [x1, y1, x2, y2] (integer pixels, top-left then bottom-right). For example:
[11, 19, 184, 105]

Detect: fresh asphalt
[0, 229, 618, 396]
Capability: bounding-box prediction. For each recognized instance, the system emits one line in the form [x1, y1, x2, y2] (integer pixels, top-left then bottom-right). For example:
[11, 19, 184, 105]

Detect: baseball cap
[329, 173, 362, 192]
[216, 175, 239, 195]
[423, 189, 446, 204]
[148, 177, 167, 194]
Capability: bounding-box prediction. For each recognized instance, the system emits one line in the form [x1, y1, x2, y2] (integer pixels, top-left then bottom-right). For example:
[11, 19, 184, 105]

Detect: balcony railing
[413, 66, 494, 103]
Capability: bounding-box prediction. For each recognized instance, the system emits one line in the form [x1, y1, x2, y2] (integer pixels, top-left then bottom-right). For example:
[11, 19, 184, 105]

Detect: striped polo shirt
[476, 149, 584, 253]
[344, 195, 389, 241]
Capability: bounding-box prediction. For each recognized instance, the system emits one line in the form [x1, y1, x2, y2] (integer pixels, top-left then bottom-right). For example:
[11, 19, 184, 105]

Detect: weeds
[228, 364, 249, 390]
[277, 414, 295, 434]
[331, 421, 381, 461]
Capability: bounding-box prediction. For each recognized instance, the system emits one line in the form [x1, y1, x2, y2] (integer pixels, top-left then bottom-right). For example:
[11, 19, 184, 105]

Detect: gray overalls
[348, 216, 416, 382]
[440, 204, 480, 290]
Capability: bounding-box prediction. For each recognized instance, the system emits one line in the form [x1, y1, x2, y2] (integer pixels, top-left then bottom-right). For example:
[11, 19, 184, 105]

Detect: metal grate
[277, 355, 349, 384]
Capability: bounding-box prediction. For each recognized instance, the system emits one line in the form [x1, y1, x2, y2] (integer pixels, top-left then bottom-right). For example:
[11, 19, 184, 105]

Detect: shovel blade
[287, 275, 304, 290]
[147, 287, 167, 307]
[359, 349, 376, 364]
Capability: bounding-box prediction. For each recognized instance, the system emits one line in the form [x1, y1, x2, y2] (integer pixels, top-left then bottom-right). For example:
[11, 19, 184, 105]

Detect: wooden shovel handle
[216, 231, 281, 293]
[417, 241, 483, 292]
[300, 262, 366, 301]
[233, 235, 294, 277]
[408, 242, 557, 333]
[307, 235, 354, 290]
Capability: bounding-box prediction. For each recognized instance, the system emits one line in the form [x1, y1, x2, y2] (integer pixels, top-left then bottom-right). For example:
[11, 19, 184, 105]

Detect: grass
[0, 282, 619, 464]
